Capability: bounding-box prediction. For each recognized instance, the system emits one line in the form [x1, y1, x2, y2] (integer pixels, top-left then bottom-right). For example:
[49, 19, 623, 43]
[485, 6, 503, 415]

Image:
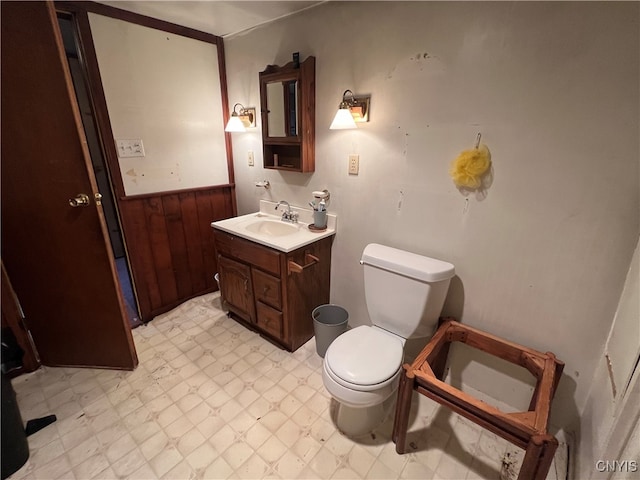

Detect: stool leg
[392, 378, 404, 443]
[392, 364, 414, 454]
[392, 365, 410, 444]
[518, 434, 558, 480]
[431, 341, 451, 381]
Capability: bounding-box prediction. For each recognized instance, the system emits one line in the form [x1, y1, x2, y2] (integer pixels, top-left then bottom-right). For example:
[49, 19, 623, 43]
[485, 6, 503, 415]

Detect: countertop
[211, 200, 336, 253]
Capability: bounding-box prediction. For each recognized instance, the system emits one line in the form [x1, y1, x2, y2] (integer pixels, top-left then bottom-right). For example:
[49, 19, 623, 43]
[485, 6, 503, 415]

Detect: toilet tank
[361, 244, 455, 339]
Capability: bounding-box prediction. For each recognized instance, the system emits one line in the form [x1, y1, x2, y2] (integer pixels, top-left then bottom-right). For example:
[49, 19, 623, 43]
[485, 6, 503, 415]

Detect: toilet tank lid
[361, 243, 455, 282]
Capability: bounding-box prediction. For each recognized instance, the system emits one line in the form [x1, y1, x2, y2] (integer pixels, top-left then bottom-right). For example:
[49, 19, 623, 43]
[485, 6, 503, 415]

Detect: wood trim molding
[70, 9, 127, 198]
[53, 1, 238, 322]
[216, 39, 236, 186]
[119, 183, 237, 203]
[55, 1, 234, 199]
[55, 1, 223, 45]
[55, 0, 235, 195]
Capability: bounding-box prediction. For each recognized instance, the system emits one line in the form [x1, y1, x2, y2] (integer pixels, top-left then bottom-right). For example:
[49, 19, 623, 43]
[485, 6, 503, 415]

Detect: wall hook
[474, 133, 482, 149]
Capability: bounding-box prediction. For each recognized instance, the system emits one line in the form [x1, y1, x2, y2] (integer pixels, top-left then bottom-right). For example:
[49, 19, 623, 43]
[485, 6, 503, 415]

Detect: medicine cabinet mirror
[259, 56, 315, 172]
[265, 80, 297, 137]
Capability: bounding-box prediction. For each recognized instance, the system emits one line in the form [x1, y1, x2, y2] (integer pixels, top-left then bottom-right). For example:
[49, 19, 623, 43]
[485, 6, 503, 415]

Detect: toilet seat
[325, 326, 404, 392]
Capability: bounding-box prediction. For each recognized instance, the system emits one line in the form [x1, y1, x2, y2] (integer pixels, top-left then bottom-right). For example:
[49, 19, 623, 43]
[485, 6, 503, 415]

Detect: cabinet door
[217, 255, 255, 322]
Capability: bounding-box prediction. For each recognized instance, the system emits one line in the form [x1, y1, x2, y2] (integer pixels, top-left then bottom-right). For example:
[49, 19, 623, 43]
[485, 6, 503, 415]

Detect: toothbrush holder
[313, 210, 327, 228]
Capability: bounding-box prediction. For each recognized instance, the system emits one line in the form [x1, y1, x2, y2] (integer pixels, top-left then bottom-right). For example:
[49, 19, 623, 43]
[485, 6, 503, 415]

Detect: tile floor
[8, 293, 568, 480]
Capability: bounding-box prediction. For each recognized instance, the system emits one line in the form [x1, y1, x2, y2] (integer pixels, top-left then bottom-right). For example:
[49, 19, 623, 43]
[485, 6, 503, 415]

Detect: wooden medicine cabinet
[259, 56, 315, 172]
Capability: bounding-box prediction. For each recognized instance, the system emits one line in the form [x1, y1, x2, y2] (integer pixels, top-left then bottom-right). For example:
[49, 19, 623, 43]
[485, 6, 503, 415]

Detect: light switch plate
[248, 150, 255, 166]
[349, 154, 359, 175]
[116, 139, 145, 158]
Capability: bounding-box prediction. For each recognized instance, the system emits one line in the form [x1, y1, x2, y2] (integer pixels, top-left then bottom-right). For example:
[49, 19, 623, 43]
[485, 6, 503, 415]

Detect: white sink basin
[211, 200, 336, 252]
[245, 219, 299, 237]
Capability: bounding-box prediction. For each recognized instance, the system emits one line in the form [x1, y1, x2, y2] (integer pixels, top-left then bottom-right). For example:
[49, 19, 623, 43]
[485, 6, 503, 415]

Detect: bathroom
[224, 3, 639, 477]
[2, 1, 638, 479]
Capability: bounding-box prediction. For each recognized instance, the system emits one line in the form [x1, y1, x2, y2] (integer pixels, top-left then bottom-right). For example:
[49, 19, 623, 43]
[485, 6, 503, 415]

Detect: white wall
[224, 0, 639, 443]
[90, 13, 228, 195]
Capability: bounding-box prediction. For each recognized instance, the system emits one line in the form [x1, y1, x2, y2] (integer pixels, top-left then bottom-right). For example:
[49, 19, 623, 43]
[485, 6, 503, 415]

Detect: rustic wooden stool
[392, 318, 564, 480]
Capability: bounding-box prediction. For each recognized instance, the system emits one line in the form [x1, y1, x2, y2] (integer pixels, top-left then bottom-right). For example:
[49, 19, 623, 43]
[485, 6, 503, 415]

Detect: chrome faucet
[275, 200, 298, 223]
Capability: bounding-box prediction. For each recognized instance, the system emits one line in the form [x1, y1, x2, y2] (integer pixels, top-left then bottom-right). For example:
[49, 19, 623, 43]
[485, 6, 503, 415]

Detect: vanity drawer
[213, 230, 281, 276]
[256, 301, 283, 339]
[252, 269, 282, 310]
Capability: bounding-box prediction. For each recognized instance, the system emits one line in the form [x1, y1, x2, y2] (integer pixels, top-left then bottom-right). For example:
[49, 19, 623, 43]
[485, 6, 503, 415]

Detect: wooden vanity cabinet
[213, 229, 332, 351]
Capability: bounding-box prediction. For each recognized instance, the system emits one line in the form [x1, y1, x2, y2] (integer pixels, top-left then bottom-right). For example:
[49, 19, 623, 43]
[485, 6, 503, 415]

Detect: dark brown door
[1, 1, 138, 369]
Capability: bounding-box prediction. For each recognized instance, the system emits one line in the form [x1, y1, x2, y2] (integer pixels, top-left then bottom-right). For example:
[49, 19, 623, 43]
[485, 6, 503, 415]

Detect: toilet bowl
[322, 325, 404, 436]
[321, 243, 455, 436]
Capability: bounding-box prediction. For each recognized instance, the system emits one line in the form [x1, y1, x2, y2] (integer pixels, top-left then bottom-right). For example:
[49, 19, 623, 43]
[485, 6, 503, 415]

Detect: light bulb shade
[225, 114, 246, 133]
[330, 108, 357, 130]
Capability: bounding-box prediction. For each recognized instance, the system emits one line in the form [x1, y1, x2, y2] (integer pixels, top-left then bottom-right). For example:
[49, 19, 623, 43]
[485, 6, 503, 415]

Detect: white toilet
[322, 243, 455, 436]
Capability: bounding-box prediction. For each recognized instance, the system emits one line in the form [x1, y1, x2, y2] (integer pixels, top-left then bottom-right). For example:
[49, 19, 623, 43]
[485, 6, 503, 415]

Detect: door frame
[55, 1, 235, 199]
[56, 11, 141, 326]
[54, 1, 236, 321]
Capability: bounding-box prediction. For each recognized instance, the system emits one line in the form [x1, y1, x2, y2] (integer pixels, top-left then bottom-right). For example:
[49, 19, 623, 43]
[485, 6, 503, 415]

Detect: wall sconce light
[329, 90, 371, 130]
[225, 103, 256, 132]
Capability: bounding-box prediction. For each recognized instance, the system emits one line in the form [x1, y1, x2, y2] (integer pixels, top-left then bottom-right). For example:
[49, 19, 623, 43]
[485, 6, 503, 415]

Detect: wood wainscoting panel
[120, 185, 236, 321]
[144, 196, 179, 306]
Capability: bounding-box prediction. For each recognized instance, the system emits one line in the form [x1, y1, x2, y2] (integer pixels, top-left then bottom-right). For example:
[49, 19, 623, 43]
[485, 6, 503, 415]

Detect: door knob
[68, 193, 90, 207]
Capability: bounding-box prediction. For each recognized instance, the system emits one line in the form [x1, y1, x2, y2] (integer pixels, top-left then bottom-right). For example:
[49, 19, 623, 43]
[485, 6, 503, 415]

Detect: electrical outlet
[349, 154, 359, 175]
[248, 150, 254, 166]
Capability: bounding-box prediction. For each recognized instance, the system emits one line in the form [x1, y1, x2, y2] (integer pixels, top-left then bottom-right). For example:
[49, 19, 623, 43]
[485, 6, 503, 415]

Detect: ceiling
[97, 1, 324, 38]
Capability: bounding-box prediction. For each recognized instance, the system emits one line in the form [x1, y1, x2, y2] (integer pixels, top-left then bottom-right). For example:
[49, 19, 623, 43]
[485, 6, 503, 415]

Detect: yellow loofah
[450, 144, 491, 189]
